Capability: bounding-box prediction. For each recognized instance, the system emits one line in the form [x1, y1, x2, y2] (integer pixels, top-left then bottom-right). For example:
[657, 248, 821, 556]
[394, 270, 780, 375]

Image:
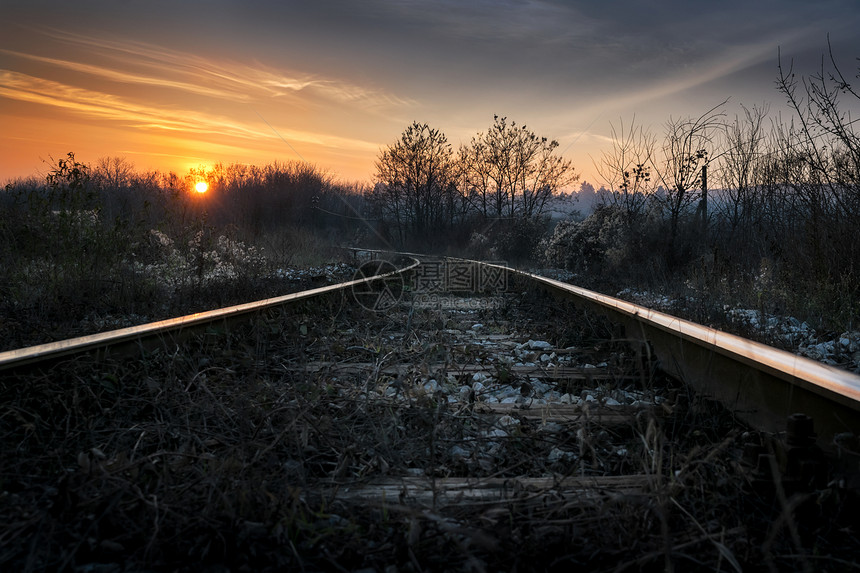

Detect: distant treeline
[2, 155, 373, 245]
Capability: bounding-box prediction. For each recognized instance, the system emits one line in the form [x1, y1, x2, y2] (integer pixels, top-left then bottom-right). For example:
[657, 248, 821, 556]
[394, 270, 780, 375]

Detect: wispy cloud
[575, 36, 796, 120]
[0, 70, 262, 137]
[0, 49, 252, 101]
[25, 28, 415, 108]
[0, 70, 380, 152]
[0, 25, 399, 162]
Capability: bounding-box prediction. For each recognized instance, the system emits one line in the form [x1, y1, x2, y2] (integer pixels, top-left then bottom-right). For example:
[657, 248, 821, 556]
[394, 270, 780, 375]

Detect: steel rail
[4, 247, 859, 446]
[0, 255, 419, 373]
[483, 262, 860, 446]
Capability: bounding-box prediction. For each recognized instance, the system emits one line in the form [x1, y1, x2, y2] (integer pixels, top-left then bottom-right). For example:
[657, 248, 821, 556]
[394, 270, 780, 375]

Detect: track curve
[3, 251, 860, 570]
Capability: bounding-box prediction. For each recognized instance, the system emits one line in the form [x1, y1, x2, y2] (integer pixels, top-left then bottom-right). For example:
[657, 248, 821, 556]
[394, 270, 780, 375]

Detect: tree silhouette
[460, 116, 576, 221]
[372, 122, 460, 244]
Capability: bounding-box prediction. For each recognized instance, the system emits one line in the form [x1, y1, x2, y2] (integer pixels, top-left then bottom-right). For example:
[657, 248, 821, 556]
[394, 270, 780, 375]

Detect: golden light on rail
[194, 181, 209, 194]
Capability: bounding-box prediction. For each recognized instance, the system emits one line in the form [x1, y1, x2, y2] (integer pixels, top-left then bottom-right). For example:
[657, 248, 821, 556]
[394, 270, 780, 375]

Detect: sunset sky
[2, 0, 859, 188]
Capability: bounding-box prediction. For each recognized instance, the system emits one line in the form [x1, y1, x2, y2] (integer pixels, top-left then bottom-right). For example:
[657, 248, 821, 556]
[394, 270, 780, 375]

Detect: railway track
[2, 252, 860, 571]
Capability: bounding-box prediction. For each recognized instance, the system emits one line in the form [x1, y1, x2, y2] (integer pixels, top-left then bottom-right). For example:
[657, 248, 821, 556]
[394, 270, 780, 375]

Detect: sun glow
[194, 181, 208, 194]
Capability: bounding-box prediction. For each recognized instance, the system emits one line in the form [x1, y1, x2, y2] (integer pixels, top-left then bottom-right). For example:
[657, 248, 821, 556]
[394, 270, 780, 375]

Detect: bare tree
[461, 116, 577, 221]
[775, 39, 860, 283]
[458, 138, 495, 218]
[715, 104, 769, 233]
[372, 122, 459, 244]
[93, 156, 134, 191]
[596, 117, 656, 223]
[653, 102, 726, 251]
[776, 40, 860, 212]
[93, 156, 156, 223]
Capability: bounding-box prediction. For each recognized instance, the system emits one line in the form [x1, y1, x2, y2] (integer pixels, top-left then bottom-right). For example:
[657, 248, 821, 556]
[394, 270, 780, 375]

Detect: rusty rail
[0, 255, 419, 372]
[490, 263, 860, 447]
[3, 250, 859, 447]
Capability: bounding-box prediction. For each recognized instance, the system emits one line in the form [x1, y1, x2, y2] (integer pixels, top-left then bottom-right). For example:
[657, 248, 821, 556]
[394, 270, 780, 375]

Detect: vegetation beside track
[3, 287, 859, 571]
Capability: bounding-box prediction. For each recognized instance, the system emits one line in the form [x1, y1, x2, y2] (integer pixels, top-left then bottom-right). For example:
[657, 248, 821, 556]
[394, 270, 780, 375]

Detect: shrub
[488, 216, 551, 263]
[541, 205, 625, 274]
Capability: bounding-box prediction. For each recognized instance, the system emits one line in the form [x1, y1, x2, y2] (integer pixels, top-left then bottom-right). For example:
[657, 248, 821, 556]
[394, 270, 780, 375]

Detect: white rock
[544, 390, 562, 401]
[548, 447, 576, 463]
[497, 415, 520, 427]
[476, 454, 495, 471]
[472, 323, 484, 330]
[472, 381, 485, 394]
[540, 421, 563, 433]
[605, 397, 622, 406]
[449, 445, 471, 459]
[531, 381, 551, 395]
[528, 340, 553, 350]
[499, 385, 521, 398]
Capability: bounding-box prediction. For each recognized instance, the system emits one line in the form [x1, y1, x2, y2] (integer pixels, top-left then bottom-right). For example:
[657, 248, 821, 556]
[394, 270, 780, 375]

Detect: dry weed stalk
[2, 292, 858, 571]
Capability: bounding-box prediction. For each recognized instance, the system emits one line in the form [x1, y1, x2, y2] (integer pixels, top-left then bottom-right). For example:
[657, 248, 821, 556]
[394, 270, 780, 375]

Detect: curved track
[0, 253, 420, 373]
[2, 251, 860, 570]
[5, 250, 860, 447]
[2, 251, 859, 442]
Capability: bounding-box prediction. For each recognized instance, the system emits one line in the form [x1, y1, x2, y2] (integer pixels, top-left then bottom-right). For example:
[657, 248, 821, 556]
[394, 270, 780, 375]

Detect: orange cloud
[0, 49, 251, 101]
[0, 70, 380, 151]
[28, 28, 416, 109]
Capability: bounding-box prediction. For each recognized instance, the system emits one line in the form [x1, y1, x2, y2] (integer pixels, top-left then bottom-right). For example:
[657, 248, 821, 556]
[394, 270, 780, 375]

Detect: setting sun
[194, 181, 208, 194]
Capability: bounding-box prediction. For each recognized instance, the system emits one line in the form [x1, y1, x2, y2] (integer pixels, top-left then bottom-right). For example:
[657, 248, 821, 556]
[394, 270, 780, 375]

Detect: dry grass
[2, 288, 859, 572]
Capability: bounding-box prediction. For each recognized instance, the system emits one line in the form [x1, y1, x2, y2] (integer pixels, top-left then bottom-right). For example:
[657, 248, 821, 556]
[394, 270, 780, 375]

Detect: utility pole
[701, 163, 708, 223]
